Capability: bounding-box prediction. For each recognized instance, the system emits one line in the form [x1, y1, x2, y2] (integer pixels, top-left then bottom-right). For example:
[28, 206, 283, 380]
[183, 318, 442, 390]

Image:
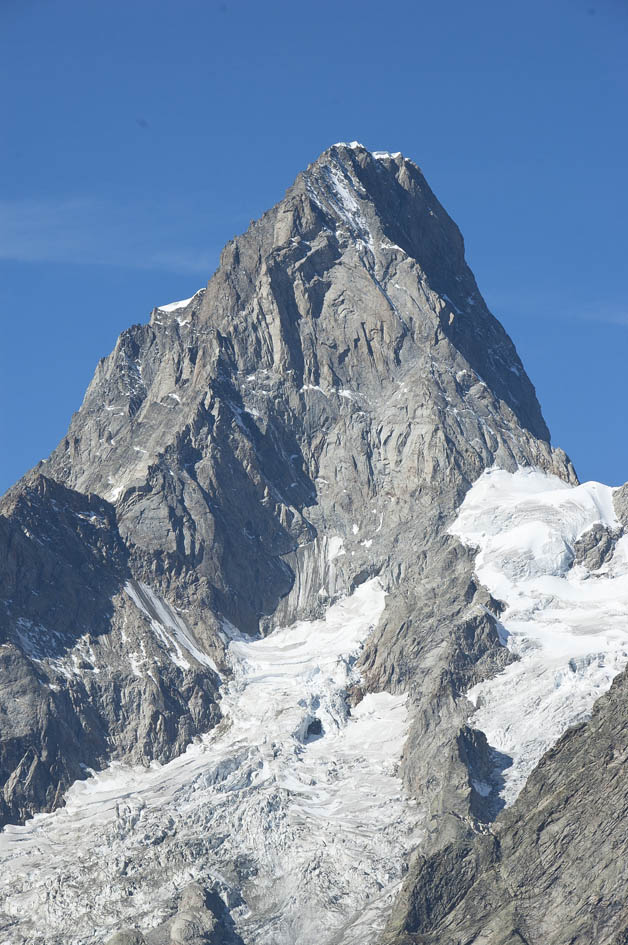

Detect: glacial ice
[0, 579, 421, 945]
[451, 467, 628, 805]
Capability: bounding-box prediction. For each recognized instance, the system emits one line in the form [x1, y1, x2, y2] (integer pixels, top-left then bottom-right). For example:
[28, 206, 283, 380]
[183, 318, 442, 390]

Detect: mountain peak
[194, 141, 552, 444]
[296, 140, 446, 255]
[327, 141, 404, 161]
[0, 138, 585, 945]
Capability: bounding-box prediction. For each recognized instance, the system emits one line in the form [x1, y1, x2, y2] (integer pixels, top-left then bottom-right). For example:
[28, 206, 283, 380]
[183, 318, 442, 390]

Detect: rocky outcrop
[106, 883, 244, 945]
[614, 482, 628, 527]
[573, 521, 620, 571]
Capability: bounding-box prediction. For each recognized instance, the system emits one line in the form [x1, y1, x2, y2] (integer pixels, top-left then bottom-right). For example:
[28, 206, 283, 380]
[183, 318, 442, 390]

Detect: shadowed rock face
[0, 472, 220, 826]
[0, 143, 584, 942]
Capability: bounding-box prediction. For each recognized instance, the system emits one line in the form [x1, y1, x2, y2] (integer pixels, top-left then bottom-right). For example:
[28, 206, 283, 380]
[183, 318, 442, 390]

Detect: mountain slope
[386, 644, 628, 945]
[384, 478, 628, 945]
[1, 142, 616, 945]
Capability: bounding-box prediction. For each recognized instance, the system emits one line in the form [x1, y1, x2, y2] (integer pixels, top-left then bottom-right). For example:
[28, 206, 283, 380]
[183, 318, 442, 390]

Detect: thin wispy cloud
[0, 196, 219, 274]
[484, 287, 628, 329]
[590, 310, 628, 327]
[148, 249, 221, 276]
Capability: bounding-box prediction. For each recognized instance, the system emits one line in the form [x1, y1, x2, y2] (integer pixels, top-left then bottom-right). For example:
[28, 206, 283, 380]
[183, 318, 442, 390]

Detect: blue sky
[1, 0, 626, 493]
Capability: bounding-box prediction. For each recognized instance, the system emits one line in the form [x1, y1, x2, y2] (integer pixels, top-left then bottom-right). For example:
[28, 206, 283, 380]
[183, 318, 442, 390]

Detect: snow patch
[327, 536, 345, 561]
[325, 168, 374, 249]
[156, 288, 204, 313]
[125, 581, 218, 674]
[305, 158, 374, 250]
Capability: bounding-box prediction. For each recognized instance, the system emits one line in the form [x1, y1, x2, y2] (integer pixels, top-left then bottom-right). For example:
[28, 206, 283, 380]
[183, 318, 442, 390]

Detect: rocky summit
[0, 142, 626, 945]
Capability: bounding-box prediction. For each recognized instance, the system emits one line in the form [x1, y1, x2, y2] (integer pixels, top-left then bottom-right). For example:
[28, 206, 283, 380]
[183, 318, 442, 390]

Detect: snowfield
[451, 468, 628, 805]
[0, 579, 422, 945]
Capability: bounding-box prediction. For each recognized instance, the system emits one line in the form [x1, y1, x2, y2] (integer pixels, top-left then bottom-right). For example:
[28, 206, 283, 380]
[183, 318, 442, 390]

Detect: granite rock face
[0, 142, 606, 944]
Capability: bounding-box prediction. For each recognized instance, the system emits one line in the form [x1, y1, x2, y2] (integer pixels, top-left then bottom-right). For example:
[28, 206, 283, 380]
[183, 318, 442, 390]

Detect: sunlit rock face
[6, 142, 625, 945]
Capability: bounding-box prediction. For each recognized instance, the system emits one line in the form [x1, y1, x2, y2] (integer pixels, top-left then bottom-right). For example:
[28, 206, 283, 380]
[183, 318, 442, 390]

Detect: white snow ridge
[0, 580, 422, 945]
[451, 468, 628, 806]
[156, 288, 204, 313]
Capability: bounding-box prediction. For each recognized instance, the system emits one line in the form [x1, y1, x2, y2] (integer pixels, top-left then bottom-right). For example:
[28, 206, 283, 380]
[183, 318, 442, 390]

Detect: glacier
[451, 467, 628, 806]
[0, 579, 422, 945]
